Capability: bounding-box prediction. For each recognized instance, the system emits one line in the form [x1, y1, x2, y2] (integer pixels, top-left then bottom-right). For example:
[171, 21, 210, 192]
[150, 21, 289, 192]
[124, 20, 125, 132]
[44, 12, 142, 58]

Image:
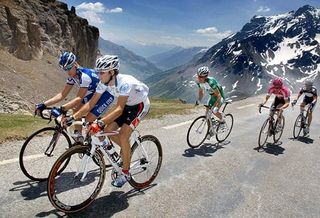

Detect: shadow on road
[253, 141, 285, 156]
[289, 136, 314, 144]
[183, 140, 231, 157]
[35, 184, 157, 217]
[10, 180, 47, 200]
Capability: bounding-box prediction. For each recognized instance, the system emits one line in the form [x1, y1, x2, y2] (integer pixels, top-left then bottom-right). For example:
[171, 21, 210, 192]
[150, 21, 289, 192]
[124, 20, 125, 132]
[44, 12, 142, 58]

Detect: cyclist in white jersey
[74, 55, 150, 188]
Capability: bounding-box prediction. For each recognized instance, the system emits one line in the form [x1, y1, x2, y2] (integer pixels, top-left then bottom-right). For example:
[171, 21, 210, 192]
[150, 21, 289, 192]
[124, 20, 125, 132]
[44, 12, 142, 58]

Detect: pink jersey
[267, 85, 290, 99]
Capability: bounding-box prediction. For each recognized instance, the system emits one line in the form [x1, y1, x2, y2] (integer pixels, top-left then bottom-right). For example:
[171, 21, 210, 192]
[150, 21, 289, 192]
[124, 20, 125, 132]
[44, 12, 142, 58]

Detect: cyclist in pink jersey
[259, 77, 291, 129]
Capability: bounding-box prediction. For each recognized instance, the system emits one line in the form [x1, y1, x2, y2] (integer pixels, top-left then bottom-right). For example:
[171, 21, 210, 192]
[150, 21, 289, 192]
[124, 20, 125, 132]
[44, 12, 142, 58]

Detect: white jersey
[96, 74, 149, 106]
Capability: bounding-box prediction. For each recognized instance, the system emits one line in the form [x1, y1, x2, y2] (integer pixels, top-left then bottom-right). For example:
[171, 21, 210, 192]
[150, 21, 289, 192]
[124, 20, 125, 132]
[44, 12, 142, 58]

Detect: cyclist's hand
[291, 99, 297, 106]
[89, 120, 105, 134]
[51, 107, 65, 118]
[35, 103, 46, 115]
[63, 116, 75, 127]
[195, 100, 200, 106]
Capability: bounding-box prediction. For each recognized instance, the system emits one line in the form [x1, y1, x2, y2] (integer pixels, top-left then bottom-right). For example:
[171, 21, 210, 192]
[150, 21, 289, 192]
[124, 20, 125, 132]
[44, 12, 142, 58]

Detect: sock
[122, 169, 129, 175]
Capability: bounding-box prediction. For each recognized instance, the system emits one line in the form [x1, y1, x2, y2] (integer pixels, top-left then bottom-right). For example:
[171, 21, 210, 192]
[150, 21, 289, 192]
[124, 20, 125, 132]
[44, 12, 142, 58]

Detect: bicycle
[292, 104, 310, 138]
[258, 105, 285, 148]
[47, 121, 163, 213]
[19, 108, 83, 182]
[187, 100, 234, 148]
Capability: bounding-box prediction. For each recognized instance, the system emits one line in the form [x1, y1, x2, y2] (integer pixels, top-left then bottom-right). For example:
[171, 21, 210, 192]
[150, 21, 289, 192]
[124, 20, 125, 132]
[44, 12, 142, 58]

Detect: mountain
[0, 0, 99, 113]
[148, 46, 208, 70]
[149, 5, 320, 102]
[113, 40, 178, 58]
[98, 37, 162, 81]
[0, 0, 99, 67]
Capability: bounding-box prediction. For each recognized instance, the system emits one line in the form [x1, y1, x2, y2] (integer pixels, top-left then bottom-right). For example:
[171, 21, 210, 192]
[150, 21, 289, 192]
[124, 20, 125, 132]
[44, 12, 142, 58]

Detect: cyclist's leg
[209, 95, 223, 120]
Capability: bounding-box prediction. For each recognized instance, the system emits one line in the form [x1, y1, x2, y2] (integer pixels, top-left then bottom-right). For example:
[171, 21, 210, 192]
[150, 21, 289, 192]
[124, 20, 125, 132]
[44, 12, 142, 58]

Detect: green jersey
[197, 77, 224, 97]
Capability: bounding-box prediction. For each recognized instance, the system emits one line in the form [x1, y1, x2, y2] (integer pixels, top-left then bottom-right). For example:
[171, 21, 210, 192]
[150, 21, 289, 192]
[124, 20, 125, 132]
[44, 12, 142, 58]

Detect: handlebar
[36, 107, 53, 120]
[258, 105, 280, 114]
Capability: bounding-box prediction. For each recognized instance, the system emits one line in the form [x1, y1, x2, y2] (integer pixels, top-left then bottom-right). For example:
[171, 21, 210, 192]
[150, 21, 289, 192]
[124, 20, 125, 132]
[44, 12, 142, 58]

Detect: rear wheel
[47, 145, 106, 213]
[258, 119, 270, 148]
[293, 114, 303, 139]
[129, 135, 162, 189]
[216, 114, 234, 142]
[273, 116, 285, 143]
[19, 127, 72, 181]
[187, 116, 209, 148]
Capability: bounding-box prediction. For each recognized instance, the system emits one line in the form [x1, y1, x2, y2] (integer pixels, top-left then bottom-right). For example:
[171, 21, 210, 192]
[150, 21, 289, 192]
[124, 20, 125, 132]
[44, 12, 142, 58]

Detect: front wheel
[293, 114, 303, 139]
[216, 114, 234, 143]
[19, 127, 72, 181]
[273, 116, 285, 143]
[129, 135, 162, 189]
[47, 145, 106, 213]
[186, 116, 209, 148]
[258, 119, 270, 148]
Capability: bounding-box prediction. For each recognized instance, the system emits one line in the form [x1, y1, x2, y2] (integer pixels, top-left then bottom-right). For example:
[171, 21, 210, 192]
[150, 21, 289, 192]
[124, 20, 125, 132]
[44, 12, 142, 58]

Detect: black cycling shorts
[115, 102, 146, 128]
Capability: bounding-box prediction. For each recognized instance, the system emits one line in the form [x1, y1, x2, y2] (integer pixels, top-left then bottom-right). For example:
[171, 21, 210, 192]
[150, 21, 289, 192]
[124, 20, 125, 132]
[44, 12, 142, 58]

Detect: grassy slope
[0, 98, 194, 143]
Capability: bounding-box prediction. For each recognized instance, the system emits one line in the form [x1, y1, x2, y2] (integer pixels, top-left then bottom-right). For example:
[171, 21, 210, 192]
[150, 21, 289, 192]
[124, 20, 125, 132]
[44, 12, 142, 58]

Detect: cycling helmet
[272, 77, 283, 87]
[304, 80, 313, 89]
[197, 66, 210, 77]
[59, 52, 76, 71]
[95, 55, 120, 72]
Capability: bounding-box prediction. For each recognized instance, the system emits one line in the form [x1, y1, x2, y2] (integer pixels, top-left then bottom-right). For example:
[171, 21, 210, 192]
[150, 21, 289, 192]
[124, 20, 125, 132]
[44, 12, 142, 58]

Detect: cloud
[195, 26, 233, 41]
[76, 2, 123, 24]
[257, 6, 271, 13]
[108, 7, 123, 13]
[76, 2, 105, 13]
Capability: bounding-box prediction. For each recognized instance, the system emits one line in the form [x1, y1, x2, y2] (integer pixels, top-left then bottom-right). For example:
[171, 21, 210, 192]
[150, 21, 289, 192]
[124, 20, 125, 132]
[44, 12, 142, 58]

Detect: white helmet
[304, 79, 313, 89]
[197, 66, 210, 77]
[95, 55, 120, 72]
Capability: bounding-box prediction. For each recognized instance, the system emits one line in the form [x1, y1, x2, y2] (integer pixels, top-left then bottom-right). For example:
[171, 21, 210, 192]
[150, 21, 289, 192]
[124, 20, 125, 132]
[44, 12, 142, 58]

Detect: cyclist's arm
[100, 95, 128, 125]
[61, 87, 87, 111]
[262, 95, 270, 105]
[44, 84, 73, 106]
[73, 92, 102, 120]
[198, 88, 204, 101]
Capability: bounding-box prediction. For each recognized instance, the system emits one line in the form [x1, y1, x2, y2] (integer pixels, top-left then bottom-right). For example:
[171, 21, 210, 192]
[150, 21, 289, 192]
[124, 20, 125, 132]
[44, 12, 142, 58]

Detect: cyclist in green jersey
[195, 66, 225, 138]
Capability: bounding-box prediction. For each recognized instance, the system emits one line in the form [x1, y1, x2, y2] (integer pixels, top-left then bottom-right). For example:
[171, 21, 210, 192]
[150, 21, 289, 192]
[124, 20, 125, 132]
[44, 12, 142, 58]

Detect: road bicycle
[258, 105, 285, 148]
[19, 109, 83, 181]
[292, 104, 310, 138]
[187, 100, 234, 148]
[47, 121, 163, 213]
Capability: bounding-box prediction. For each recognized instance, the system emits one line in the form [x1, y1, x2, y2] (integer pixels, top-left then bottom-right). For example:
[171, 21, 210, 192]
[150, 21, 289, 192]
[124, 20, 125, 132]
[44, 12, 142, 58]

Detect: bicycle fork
[45, 131, 61, 157]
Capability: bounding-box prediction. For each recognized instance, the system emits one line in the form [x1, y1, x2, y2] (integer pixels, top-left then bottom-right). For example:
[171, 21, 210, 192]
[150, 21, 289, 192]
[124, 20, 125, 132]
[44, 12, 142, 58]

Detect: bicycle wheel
[293, 114, 303, 139]
[273, 116, 285, 143]
[47, 145, 106, 213]
[19, 127, 72, 181]
[216, 114, 234, 143]
[186, 116, 209, 148]
[258, 119, 270, 148]
[129, 135, 162, 189]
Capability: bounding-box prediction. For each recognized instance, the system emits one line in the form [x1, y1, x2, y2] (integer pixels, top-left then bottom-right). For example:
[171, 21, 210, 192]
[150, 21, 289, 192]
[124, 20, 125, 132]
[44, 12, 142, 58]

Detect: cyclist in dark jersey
[291, 80, 317, 135]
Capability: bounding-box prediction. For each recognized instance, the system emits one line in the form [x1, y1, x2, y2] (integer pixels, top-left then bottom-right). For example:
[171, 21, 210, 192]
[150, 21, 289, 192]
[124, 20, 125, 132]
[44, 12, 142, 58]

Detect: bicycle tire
[273, 116, 285, 143]
[186, 116, 209, 148]
[216, 113, 234, 142]
[19, 126, 72, 181]
[129, 135, 162, 189]
[258, 118, 270, 148]
[47, 145, 106, 213]
[293, 114, 303, 139]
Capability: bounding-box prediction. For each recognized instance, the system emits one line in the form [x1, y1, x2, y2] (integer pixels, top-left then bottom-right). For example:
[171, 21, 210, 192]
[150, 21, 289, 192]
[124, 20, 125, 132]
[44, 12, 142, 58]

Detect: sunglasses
[198, 75, 206, 78]
[62, 65, 73, 72]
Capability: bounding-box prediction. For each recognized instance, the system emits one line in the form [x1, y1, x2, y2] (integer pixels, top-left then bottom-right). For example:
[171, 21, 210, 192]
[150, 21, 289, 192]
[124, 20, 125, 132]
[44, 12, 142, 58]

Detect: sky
[61, 0, 320, 50]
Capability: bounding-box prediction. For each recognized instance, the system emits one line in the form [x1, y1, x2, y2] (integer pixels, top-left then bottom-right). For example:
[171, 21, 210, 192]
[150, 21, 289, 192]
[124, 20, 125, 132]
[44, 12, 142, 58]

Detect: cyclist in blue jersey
[35, 52, 114, 125]
[291, 80, 317, 135]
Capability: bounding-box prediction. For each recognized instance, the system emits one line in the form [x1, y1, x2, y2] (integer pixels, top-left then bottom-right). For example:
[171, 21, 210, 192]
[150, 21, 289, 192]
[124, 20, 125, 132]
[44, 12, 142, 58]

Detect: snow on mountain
[149, 5, 320, 102]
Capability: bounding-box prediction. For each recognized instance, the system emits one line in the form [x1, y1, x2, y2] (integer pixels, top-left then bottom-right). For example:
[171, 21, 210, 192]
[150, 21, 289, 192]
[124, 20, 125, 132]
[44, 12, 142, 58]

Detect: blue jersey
[66, 67, 100, 94]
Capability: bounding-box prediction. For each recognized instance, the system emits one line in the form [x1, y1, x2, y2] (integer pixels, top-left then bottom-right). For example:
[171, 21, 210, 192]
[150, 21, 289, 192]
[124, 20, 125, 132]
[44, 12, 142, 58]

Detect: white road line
[163, 120, 193, 130]
[237, 104, 256, 109]
[0, 154, 44, 166]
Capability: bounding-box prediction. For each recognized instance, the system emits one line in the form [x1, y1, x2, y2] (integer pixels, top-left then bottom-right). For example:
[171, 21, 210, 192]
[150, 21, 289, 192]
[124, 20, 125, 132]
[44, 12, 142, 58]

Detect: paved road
[0, 95, 320, 217]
